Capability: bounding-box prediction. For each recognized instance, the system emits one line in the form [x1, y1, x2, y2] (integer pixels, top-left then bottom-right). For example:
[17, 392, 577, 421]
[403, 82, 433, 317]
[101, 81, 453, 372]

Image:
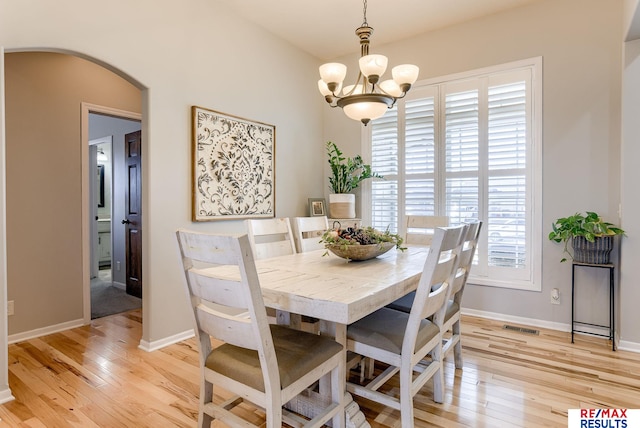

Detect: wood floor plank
[2, 310, 640, 427]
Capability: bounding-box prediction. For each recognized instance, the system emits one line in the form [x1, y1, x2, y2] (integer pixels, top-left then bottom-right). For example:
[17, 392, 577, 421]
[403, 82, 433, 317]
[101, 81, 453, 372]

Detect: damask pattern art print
[192, 106, 275, 221]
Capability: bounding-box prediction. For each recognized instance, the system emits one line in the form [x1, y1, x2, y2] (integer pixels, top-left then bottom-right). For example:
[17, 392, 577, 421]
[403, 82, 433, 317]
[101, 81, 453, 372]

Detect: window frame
[361, 57, 542, 291]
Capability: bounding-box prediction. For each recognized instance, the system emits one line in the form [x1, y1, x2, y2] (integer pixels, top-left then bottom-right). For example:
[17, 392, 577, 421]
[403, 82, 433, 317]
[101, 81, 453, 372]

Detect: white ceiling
[215, 0, 545, 60]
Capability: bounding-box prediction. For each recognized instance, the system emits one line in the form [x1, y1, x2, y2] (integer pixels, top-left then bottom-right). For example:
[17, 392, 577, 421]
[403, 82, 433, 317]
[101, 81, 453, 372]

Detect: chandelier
[317, 0, 419, 126]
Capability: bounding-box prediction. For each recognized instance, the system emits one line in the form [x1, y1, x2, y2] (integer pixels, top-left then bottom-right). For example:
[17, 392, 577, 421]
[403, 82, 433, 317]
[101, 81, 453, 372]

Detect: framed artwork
[192, 106, 276, 221]
[308, 198, 326, 217]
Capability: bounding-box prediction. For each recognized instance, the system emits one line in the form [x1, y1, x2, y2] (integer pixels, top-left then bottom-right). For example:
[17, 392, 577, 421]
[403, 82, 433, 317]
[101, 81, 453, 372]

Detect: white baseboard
[617, 340, 640, 353]
[462, 308, 640, 353]
[0, 388, 15, 404]
[8, 318, 86, 345]
[462, 308, 571, 332]
[112, 281, 126, 290]
[138, 328, 194, 352]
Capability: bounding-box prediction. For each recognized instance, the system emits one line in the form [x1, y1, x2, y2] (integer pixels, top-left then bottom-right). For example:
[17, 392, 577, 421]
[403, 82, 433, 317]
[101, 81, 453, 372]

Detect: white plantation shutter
[368, 61, 541, 289]
[444, 86, 479, 227]
[371, 107, 399, 232]
[405, 95, 436, 217]
[486, 76, 528, 273]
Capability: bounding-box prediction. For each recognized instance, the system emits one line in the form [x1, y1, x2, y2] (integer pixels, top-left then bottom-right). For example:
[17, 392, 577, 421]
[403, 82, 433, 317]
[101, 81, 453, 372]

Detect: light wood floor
[1, 309, 639, 427]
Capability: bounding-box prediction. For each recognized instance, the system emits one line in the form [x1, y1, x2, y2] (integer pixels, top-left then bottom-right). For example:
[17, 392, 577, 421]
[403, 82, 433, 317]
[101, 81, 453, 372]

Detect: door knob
[122, 219, 131, 224]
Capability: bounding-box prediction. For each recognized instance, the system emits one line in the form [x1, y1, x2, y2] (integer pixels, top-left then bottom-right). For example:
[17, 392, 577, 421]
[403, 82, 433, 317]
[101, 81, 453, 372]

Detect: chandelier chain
[362, 0, 368, 26]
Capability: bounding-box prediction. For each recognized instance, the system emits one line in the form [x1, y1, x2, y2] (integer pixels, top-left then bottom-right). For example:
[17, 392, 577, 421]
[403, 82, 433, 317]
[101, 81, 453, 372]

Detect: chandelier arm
[376, 85, 407, 98]
[338, 72, 367, 99]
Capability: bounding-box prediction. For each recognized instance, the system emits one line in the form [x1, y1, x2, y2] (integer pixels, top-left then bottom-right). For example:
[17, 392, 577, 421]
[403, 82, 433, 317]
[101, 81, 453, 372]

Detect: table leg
[319, 320, 369, 428]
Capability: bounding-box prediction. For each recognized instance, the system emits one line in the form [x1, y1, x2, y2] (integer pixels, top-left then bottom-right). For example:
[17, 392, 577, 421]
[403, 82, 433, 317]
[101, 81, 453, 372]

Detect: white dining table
[252, 245, 430, 428]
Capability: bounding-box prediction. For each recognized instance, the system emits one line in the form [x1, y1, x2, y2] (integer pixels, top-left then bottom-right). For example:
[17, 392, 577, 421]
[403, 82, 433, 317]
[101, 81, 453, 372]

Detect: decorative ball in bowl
[326, 242, 395, 261]
[320, 225, 406, 261]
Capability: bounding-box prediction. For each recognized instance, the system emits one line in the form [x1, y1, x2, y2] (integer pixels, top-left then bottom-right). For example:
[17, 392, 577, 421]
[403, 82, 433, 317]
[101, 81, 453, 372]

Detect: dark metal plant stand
[571, 261, 615, 351]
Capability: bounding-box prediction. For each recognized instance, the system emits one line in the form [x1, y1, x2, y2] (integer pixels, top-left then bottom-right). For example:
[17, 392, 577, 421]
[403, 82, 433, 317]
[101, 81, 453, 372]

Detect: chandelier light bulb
[379, 80, 403, 97]
[318, 80, 332, 96]
[359, 54, 388, 83]
[319, 80, 343, 97]
[319, 63, 347, 89]
[392, 64, 420, 89]
[343, 101, 389, 124]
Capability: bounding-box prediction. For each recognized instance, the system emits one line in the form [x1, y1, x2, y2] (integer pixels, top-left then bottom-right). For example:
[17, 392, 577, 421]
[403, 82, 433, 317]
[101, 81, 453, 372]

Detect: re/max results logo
[568, 409, 640, 428]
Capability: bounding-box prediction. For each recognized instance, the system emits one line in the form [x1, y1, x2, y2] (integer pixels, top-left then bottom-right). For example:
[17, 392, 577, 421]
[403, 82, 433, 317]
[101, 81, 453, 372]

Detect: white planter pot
[329, 193, 356, 219]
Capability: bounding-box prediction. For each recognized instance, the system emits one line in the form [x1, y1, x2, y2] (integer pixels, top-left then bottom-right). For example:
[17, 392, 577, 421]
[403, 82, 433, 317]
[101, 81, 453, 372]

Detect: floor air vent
[502, 324, 539, 335]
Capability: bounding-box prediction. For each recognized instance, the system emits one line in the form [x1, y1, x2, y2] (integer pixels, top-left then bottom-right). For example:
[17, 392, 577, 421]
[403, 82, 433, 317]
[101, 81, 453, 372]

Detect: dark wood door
[124, 130, 142, 298]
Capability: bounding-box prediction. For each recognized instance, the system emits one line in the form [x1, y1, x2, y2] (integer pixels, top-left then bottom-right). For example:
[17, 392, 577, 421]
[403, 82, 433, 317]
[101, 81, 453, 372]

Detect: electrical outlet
[7, 300, 14, 316]
[551, 288, 560, 305]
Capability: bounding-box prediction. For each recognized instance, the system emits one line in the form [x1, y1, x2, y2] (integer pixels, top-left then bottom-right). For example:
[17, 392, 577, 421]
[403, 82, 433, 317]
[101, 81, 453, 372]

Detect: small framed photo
[308, 198, 326, 217]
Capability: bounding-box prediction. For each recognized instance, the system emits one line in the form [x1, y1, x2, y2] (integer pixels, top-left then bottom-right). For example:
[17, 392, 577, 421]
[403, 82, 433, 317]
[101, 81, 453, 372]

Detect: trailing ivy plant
[326, 141, 383, 193]
[548, 211, 625, 262]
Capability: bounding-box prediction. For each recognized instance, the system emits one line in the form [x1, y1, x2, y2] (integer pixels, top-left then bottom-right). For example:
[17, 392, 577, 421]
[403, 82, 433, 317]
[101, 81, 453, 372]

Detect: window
[365, 58, 542, 290]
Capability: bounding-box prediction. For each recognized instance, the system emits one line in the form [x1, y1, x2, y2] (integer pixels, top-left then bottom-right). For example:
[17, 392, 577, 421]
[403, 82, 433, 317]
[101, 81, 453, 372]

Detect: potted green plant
[548, 211, 625, 263]
[326, 141, 382, 218]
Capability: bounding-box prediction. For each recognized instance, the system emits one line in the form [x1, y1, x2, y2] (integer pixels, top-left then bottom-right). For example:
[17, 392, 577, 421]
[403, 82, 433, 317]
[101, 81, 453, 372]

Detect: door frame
[81, 103, 142, 324]
[89, 136, 113, 279]
[0, 46, 16, 403]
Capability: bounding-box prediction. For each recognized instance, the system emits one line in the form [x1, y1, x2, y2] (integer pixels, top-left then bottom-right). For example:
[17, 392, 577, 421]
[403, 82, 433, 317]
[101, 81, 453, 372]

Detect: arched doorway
[3, 51, 144, 338]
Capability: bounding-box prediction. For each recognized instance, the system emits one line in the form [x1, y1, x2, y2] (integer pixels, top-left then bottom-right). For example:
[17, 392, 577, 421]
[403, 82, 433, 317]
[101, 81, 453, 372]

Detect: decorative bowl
[326, 242, 395, 261]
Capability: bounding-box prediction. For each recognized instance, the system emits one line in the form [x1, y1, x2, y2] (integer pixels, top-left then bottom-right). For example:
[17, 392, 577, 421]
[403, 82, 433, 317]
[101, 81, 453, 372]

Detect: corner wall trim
[0, 387, 14, 404]
[138, 329, 194, 352]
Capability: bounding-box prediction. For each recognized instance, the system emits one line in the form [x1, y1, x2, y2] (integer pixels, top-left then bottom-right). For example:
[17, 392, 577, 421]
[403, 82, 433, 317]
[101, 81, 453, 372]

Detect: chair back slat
[420, 278, 451, 321]
[196, 304, 257, 349]
[429, 256, 458, 293]
[293, 216, 329, 253]
[178, 231, 247, 265]
[405, 215, 449, 245]
[246, 218, 297, 259]
[254, 240, 295, 259]
[188, 269, 247, 308]
[450, 220, 482, 301]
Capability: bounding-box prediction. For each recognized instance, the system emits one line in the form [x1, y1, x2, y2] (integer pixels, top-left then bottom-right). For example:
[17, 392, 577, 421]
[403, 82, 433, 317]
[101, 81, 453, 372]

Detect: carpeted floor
[91, 269, 141, 319]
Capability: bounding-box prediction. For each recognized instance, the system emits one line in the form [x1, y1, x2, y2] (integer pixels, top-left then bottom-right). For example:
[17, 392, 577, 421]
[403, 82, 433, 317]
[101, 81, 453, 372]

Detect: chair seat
[206, 324, 343, 392]
[387, 293, 459, 323]
[347, 307, 439, 354]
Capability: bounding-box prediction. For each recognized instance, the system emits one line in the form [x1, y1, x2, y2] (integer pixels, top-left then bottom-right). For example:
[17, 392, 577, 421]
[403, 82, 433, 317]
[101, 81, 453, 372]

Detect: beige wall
[4, 52, 141, 334]
[621, 39, 640, 347]
[324, 0, 634, 343]
[0, 0, 325, 348]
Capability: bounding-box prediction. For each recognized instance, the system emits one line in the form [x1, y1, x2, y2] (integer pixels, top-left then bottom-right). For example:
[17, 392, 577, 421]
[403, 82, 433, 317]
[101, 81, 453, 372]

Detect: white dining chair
[245, 217, 297, 259]
[388, 220, 482, 369]
[405, 215, 450, 245]
[245, 217, 318, 332]
[176, 230, 344, 428]
[345, 225, 467, 427]
[292, 216, 329, 253]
